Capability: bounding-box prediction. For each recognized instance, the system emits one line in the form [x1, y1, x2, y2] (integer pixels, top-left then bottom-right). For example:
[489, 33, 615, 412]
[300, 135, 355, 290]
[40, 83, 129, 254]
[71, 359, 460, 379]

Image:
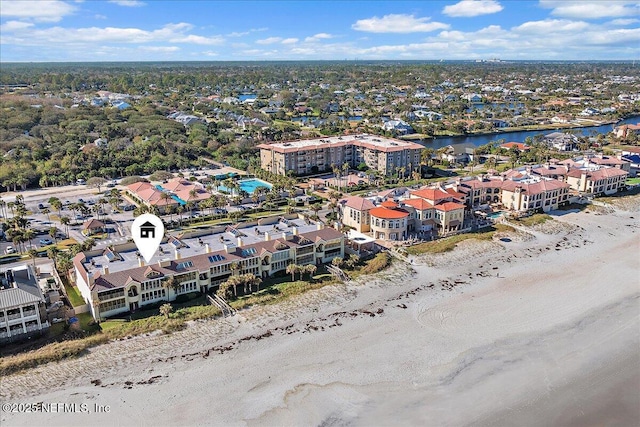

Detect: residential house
[73, 226, 344, 321]
[500, 142, 530, 151]
[0, 265, 49, 344]
[543, 132, 579, 151]
[340, 196, 375, 233]
[500, 175, 570, 212]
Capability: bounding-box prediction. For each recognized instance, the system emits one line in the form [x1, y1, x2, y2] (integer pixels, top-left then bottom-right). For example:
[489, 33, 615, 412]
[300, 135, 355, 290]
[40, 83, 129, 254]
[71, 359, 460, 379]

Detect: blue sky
[1, 0, 639, 61]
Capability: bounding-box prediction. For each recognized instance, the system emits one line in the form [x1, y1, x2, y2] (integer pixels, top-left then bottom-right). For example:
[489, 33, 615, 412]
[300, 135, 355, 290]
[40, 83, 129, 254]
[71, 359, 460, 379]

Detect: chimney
[224, 243, 232, 253]
[205, 243, 211, 253]
[174, 249, 181, 260]
[264, 232, 270, 241]
[281, 232, 287, 241]
[292, 226, 298, 235]
[316, 222, 323, 230]
[88, 271, 95, 286]
[237, 236, 243, 247]
[103, 265, 109, 275]
[138, 257, 144, 267]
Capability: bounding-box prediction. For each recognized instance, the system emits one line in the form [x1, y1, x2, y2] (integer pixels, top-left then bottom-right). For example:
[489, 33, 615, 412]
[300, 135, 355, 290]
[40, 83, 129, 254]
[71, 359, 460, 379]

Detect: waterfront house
[0, 265, 49, 344]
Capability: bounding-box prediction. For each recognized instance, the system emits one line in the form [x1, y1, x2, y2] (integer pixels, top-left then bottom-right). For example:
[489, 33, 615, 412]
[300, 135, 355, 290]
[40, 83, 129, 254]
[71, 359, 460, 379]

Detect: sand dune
[1, 203, 639, 427]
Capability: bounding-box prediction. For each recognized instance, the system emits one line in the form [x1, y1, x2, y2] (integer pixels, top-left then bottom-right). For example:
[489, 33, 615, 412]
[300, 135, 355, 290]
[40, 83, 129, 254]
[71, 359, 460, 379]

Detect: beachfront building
[73, 222, 344, 321]
[0, 265, 49, 344]
[369, 201, 410, 240]
[338, 185, 467, 239]
[566, 167, 628, 195]
[500, 176, 570, 212]
[340, 196, 375, 233]
[257, 134, 423, 177]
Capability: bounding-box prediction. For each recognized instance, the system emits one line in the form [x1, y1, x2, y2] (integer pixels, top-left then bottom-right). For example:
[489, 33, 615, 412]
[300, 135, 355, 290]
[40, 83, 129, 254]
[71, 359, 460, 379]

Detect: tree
[86, 177, 108, 193]
[286, 263, 299, 281]
[303, 264, 317, 279]
[159, 303, 173, 319]
[331, 257, 343, 268]
[28, 248, 39, 271]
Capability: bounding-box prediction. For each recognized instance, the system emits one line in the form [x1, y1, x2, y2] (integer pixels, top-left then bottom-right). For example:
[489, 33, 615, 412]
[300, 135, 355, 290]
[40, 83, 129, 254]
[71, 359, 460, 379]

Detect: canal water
[413, 115, 640, 150]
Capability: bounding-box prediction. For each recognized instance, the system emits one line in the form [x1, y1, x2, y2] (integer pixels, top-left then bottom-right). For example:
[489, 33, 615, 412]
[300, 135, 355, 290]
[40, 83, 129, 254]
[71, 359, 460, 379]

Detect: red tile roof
[435, 201, 465, 212]
[370, 207, 410, 219]
[342, 196, 375, 211]
[410, 187, 450, 202]
[403, 198, 433, 210]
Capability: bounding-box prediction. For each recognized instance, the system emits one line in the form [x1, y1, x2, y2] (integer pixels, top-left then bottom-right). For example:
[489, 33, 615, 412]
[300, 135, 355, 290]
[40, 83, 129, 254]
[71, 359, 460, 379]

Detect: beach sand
[1, 202, 639, 426]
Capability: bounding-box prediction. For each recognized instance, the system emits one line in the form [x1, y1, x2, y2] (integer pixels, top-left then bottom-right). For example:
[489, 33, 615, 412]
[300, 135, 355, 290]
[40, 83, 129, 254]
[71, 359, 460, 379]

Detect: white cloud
[608, 18, 640, 25]
[108, 0, 145, 6]
[227, 27, 268, 37]
[0, 22, 224, 45]
[539, 0, 640, 19]
[513, 19, 589, 34]
[304, 33, 334, 41]
[139, 46, 179, 52]
[281, 38, 298, 44]
[0, 0, 76, 22]
[94, 14, 107, 20]
[352, 14, 449, 33]
[256, 37, 282, 45]
[442, 0, 503, 17]
[0, 20, 34, 31]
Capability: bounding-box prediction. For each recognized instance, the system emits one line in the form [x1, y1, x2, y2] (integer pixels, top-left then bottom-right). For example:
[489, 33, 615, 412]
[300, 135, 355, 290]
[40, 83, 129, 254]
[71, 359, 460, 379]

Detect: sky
[0, 0, 639, 62]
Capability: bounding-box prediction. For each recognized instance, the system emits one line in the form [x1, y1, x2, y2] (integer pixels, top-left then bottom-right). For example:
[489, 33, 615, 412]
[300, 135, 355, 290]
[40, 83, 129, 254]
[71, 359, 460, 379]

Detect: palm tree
[162, 275, 179, 298]
[160, 192, 172, 213]
[28, 248, 39, 271]
[176, 205, 185, 225]
[310, 203, 322, 220]
[331, 257, 343, 268]
[304, 264, 317, 280]
[0, 198, 6, 219]
[60, 216, 70, 238]
[286, 263, 299, 281]
[23, 229, 35, 250]
[229, 261, 240, 277]
[49, 197, 62, 218]
[159, 303, 173, 319]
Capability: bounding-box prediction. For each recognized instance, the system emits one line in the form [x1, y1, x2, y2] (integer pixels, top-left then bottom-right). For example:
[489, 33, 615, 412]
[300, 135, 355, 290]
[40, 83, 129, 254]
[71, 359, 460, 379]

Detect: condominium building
[73, 221, 344, 321]
[257, 134, 423, 176]
[0, 265, 49, 344]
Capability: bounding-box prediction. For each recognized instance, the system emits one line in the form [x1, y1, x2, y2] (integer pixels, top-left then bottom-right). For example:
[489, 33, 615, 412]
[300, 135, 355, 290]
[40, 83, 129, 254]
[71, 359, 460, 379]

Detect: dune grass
[407, 224, 515, 255]
[515, 213, 552, 227]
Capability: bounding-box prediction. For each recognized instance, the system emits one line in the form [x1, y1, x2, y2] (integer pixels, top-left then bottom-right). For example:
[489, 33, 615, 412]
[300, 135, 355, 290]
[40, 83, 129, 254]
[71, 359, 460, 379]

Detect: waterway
[413, 115, 640, 150]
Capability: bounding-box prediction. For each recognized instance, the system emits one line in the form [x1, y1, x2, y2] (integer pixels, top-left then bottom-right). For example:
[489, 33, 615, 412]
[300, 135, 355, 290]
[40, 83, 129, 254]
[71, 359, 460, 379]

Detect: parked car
[38, 203, 46, 210]
[39, 238, 53, 246]
[5, 246, 16, 254]
[122, 205, 135, 211]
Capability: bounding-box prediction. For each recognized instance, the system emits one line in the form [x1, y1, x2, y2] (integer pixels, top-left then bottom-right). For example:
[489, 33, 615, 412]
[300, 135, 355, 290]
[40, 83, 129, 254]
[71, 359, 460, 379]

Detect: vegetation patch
[407, 224, 515, 255]
[357, 252, 391, 275]
[63, 283, 85, 307]
[515, 213, 551, 227]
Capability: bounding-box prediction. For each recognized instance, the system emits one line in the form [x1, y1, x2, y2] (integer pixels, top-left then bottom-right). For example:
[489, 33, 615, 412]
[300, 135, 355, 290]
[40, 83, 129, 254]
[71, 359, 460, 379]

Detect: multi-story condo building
[73, 222, 344, 321]
[258, 134, 423, 176]
[0, 265, 49, 344]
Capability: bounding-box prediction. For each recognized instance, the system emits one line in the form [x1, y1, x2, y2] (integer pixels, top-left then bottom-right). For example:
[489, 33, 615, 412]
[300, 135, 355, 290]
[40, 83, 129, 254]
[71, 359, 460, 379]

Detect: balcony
[7, 313, 22, 321]
[22, 310, 37, 318]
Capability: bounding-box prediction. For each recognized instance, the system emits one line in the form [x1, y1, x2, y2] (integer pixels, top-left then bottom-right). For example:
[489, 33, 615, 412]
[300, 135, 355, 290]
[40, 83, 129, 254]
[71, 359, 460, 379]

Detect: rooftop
[257, 133, 423, 153]
[81, 217, 323, 278]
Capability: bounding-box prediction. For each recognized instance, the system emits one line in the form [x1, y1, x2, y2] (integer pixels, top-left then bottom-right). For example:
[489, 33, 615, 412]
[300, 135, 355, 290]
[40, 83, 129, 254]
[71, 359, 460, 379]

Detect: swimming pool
[487, 211, 504, 219]
[155, 185, 186, 205]
[218, 178, 272, 195]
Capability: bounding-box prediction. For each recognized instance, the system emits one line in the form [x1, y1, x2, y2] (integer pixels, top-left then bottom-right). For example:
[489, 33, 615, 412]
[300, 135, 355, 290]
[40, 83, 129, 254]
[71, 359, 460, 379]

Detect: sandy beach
[1, 201, 639, 426]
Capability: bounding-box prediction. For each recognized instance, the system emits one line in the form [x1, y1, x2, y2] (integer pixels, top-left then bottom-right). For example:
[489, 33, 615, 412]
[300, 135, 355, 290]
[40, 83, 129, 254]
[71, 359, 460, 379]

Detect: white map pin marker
[131, 213, 164, 264]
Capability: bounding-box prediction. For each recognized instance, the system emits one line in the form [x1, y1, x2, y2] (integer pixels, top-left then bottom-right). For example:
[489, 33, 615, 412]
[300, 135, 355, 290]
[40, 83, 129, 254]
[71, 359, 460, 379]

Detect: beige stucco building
[258, 134, 423, 176]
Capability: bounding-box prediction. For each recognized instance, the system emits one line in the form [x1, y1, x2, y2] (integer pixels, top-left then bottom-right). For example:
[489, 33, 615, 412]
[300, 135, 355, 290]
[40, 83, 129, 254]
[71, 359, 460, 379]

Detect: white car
[5, 246, 16, 254]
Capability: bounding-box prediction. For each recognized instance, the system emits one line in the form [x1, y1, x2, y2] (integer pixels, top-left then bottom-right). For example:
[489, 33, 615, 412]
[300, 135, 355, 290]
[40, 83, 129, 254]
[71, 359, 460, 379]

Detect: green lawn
[64, 283, 85, 307]
[626, 177, 640, 185]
